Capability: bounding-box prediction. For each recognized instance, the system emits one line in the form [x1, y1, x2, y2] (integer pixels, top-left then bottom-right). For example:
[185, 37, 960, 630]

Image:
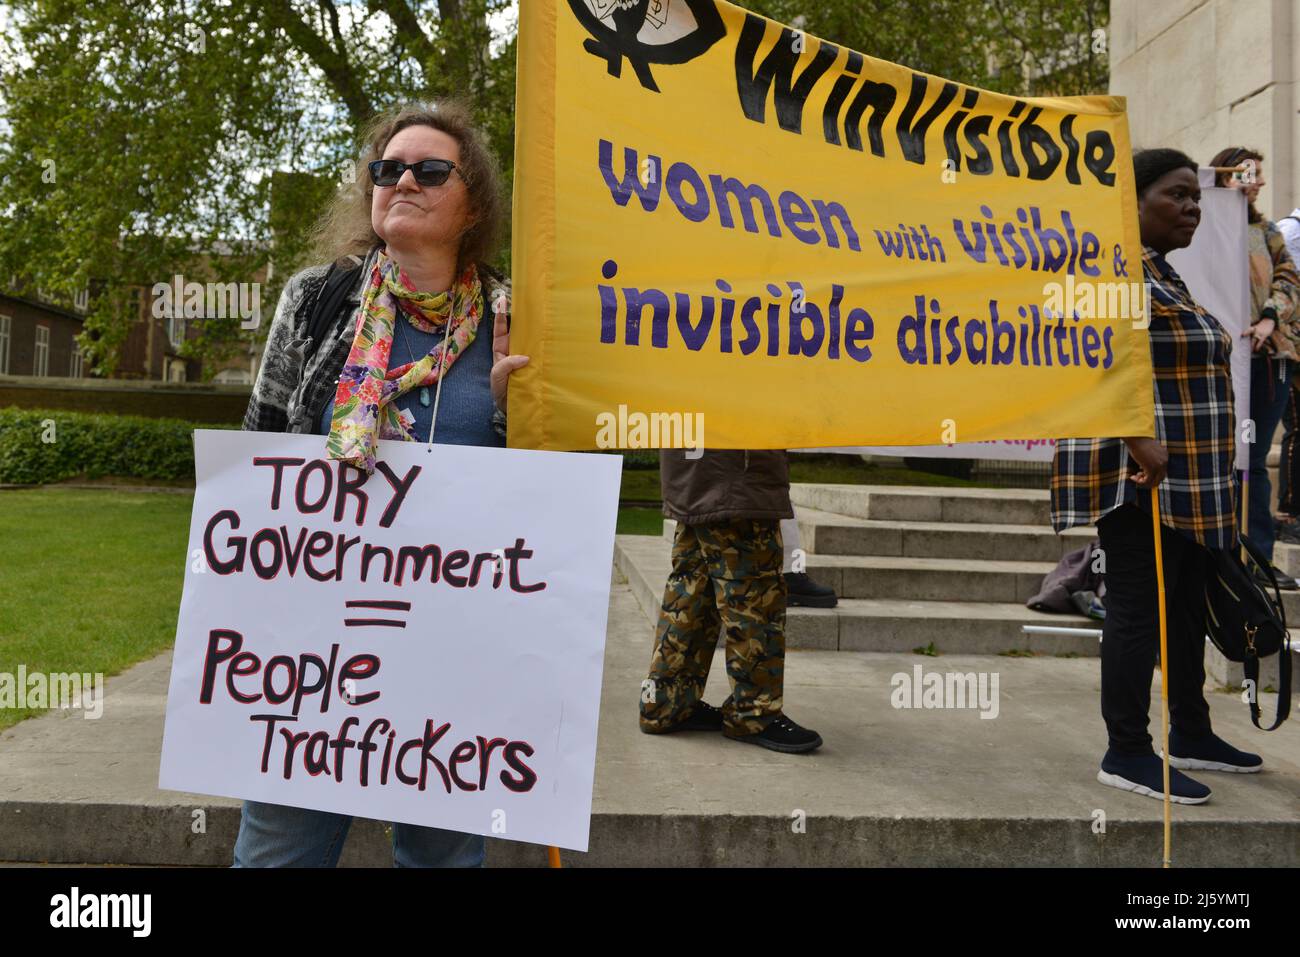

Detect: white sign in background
[1169, 175, 1251, 470]
[798, 439, 1056, 463]
[159, 430, 622, 852]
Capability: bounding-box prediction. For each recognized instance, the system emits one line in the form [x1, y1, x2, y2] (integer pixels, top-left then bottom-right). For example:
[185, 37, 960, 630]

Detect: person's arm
[1276, 217, 1300, 266]
[243, 268, 318, 433]
[1261, 224, 1300, 347]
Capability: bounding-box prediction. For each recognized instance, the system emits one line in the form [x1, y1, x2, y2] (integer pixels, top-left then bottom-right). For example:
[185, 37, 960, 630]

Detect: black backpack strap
[304, 260, 364, 364]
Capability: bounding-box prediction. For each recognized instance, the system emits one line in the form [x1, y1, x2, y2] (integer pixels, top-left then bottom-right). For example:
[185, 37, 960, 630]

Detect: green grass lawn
[617, 506, 664, 536]
[789, 458, 975, 487]
[0, 489, 193, 731]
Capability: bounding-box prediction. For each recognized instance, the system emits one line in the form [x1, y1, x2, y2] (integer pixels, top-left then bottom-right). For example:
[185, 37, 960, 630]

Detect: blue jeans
[1248, 354, 1291, 562]
[232, 800, 485, 868]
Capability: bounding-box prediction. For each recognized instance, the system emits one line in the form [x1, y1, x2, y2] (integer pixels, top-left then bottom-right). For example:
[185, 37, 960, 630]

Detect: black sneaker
[661, 700, 724, 733]
[784, 572, 838, 608]
[725, 714, 823, 753]
[1161, 729, 1263, 773]
[1275, 517, 1300, 545]
[1252, 564, 1298, 591]
[1097, 748, 1211, 804]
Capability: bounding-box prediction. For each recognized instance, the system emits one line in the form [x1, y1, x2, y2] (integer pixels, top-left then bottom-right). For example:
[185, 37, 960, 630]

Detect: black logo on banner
[568, 0, 726, 92]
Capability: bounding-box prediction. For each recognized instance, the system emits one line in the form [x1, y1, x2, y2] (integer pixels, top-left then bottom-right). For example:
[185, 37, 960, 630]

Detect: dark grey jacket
[659, 449, 793, 525]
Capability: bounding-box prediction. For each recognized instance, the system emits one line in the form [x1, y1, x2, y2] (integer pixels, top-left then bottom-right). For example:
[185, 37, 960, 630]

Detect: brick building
[0, 288, 89, 379]
[114, 285, 203, 383]
[2, 259, 268, 383]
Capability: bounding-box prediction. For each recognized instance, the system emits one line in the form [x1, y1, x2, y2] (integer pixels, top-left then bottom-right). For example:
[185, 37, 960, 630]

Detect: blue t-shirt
[318, 317, 503, 448]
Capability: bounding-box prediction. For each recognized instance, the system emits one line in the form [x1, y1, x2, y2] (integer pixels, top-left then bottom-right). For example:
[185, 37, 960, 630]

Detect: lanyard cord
[427, 313, 453, 449]
[393, 306, 455, 450]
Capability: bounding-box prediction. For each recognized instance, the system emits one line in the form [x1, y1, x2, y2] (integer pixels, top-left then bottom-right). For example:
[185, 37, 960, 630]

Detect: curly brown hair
[1209, 146, 1265, 223]
[312, 100, 506, 271]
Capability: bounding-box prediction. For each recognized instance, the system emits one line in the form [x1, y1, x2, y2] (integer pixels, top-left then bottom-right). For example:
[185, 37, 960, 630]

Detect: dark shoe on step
[1275, 517, 1300, 545]
[784, 572, 838, 608]
[1097, 748, 1210, 804]
[1252, 563, 1298, 590]
[725, 714, 823, 753]
[1161, 729, 1263, 773]
[658, 700, 724, 734]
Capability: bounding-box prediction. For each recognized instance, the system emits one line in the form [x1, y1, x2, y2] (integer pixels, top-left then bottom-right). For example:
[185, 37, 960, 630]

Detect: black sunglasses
[368, 158, 459, 188]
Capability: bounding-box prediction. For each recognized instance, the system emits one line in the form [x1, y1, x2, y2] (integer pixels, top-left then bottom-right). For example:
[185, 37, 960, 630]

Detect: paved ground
[2, 571, 1297, 867]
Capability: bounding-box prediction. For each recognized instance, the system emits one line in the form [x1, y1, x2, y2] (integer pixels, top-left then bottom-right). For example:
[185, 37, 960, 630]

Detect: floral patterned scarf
[326, 249, 483, 472]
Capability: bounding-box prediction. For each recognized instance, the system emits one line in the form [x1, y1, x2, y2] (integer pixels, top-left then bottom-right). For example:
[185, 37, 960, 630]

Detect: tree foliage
[0, 0, 515, 375]
[0, 0, 1103, 376]
[744, 0, 1109, 96]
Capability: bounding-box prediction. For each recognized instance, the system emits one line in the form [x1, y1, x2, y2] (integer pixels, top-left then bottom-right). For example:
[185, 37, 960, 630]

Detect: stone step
[1272, 542, 1300, 578]
[663, 511, 1092, 563]
[1284, 588, 1300, 623]
[617, 534, 1100, 656]
[801, 553, 1056, 604]
[794, 508, 1095, 562]
[663, 515, 1082, 596]
[790, 483, 1051, 526]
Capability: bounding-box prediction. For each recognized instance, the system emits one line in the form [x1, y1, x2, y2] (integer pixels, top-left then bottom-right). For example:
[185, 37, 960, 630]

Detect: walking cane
[1149, 487, 1173, 868]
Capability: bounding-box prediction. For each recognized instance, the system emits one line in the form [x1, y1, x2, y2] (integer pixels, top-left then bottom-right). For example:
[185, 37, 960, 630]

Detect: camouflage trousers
[639, 518, 786, 736]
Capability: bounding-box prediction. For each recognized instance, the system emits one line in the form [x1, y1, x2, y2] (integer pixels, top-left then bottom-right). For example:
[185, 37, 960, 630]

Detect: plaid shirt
[1051, 246, 1238, 550]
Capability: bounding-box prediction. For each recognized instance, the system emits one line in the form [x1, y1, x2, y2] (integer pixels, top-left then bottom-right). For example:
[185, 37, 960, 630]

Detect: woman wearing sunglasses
[236, 101, 526, 867]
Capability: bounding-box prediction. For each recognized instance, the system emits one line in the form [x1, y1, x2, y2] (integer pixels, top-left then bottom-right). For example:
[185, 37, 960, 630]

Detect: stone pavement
[1, 567, 1297, 867]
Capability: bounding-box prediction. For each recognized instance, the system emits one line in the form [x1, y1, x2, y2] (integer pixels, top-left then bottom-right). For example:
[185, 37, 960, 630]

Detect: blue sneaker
[1160, 730, 1263, 774]
[1097, 749, 1211, 804]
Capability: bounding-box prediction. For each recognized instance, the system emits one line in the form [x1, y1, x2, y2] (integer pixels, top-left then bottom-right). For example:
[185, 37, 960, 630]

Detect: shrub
[0, 407, 233, 485]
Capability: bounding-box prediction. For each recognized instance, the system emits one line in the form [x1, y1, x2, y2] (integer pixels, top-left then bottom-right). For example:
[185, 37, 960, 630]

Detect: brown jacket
[659, 449, 793, 525]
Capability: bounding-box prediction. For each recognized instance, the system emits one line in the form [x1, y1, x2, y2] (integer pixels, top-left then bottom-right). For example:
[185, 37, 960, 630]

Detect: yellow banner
[510, 0, 1154, 451]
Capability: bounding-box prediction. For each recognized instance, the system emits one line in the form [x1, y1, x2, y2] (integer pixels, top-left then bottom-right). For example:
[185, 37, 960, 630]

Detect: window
[34, 326, 49, 377]
[167, 314, 186, 349]
[69, 345, 83, 378]
[213, 368, 252, 385]
[0, 315, 9, 374]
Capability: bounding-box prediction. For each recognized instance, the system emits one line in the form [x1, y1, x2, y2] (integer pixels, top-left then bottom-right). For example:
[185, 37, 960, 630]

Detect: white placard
[1169, 174, 1251, 470]
[159, 430, 622, 852]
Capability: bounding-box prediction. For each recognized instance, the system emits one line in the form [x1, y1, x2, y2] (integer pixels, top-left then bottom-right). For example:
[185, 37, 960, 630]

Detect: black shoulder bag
[1204, 534, 1292, 729]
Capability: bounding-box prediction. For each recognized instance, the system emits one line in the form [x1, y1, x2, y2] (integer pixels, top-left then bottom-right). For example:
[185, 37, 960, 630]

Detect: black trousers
[1279, 371, 1300, 514]
[1096, 504, 1213, 755]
